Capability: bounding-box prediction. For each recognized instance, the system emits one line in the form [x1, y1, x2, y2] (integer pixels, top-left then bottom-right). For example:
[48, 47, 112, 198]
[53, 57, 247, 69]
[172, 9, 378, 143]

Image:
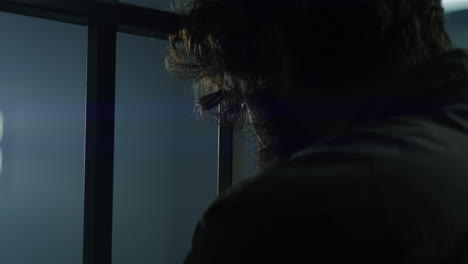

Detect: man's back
[184, 49, 468, 264]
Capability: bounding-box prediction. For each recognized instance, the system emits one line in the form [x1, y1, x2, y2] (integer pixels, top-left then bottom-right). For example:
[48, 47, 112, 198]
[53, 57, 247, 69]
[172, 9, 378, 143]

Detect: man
[166, 0, 468, 263]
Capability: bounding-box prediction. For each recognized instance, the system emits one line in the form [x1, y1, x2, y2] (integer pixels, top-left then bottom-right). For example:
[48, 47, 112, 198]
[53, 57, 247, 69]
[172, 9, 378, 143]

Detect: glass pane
[118, 0, 182, 12]
[443, 0, 468, 13]
[243, 131, 257, 177]
[232, 123, 258, 182]
[446, 9, 468, 48]
[0, 12, 87, 264]
[113, 33, 218, 264]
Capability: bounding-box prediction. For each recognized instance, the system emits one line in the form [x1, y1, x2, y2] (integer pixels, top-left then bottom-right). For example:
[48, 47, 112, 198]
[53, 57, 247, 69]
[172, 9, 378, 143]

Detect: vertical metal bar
[83, 23, 116, 264]
[231, 120, 245, 185]
[217, 105, 234, 195]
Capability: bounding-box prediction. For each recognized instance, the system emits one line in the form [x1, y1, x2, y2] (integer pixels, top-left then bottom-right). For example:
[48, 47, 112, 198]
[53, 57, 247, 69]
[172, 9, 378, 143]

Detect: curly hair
[166, 0, 452, 119]
[165, 0, 453, 168]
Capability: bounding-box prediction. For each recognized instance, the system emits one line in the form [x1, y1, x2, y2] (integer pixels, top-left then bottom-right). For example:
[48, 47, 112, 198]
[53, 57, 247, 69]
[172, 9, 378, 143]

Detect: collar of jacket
[291, 48, 468, 160]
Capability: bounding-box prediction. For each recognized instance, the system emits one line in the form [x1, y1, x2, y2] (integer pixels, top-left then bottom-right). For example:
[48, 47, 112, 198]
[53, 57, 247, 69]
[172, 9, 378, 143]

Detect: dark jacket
[185, 49, 468, 264]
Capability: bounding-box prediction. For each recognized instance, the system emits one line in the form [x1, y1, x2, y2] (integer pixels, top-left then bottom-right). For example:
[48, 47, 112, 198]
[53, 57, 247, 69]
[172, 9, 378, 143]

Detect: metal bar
[231, 120, 246, 185]
[217, 104, 234, 195]
[82, 23, 117, 264]
[0, 0, 183, 39]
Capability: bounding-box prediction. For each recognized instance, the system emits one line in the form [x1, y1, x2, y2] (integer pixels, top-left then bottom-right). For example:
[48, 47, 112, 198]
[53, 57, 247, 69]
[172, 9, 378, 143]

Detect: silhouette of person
[166, 0, 468, 263]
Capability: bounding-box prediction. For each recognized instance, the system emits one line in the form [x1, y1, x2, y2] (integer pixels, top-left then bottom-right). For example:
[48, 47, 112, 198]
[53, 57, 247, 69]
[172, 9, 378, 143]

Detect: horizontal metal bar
[0, 0, 183, 39]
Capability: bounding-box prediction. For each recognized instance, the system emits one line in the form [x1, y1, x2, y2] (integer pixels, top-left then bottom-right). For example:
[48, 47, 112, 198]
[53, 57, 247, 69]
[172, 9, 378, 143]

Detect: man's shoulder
[186, 146, 468, 263]
[186, 151, 375, 263]
[202, 130, 468, 228]
[200, 151, 374, 227]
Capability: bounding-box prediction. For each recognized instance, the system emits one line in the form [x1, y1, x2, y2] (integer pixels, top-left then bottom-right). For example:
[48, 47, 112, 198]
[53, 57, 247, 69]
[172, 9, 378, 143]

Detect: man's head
[166, 0, 452, 169]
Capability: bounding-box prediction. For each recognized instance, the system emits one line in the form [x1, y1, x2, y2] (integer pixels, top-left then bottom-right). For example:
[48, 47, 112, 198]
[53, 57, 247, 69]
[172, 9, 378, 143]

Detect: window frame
[0, 1, 235, 264]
